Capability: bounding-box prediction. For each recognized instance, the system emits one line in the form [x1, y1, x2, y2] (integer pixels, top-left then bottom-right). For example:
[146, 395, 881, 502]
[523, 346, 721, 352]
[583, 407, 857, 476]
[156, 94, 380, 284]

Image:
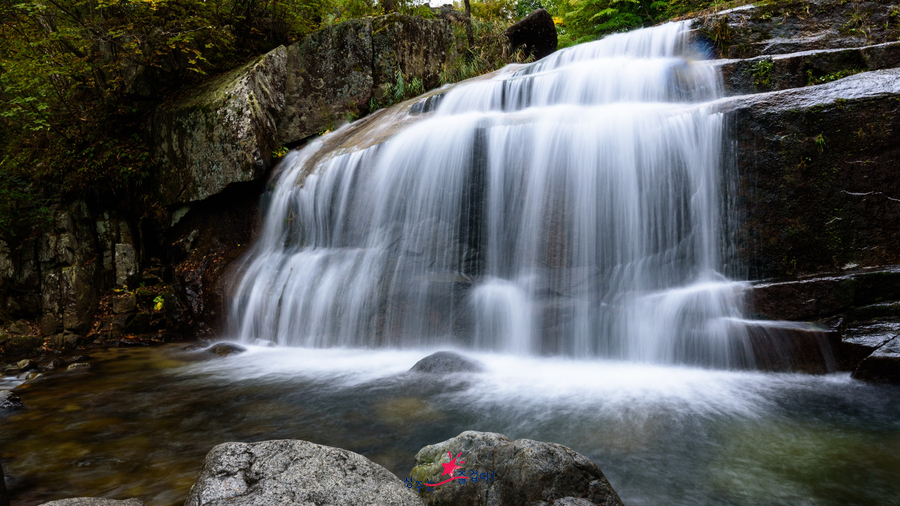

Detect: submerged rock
[184, 440, 424, 506]
[410, 431, 624, 506]
[0, 390, 23, 410]
[409, 351, 484, 374]
[37, 499, 145, 506]
[66, 362, 91, 371]
[206, 343, 247, 357]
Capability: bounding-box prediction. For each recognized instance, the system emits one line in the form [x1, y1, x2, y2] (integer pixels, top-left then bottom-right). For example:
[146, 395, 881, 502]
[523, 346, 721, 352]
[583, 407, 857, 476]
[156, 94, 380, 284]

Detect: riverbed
[2, 343, 899, 506]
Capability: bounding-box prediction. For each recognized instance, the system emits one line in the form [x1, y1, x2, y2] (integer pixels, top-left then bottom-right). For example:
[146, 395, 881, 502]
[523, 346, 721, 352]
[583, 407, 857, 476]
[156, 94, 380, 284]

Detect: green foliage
[814, 133, 826, 153]
[440, 17, 515, 85]
[752, 58, 774, 89]
[0, 0, 385, 238]
[806, 68, 863, 86]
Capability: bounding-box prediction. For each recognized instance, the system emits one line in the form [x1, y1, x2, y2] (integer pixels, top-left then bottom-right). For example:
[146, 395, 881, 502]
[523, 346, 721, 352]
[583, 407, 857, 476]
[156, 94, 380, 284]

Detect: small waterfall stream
[229, 21, 755, 367]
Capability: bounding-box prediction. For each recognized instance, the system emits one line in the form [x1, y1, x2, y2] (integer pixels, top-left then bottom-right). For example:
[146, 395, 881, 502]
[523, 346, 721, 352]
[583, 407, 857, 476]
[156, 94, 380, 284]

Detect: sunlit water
[2, 345, 899, 506]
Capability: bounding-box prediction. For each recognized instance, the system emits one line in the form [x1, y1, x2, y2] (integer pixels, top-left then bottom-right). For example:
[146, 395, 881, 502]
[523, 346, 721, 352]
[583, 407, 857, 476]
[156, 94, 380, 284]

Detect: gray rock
[38, 499, 145, 506]
[114, 243, 137, 289]
[409, 351, 484, 374]
[852, 335, 900, 384]
[0, 390, 24, 410]
[24, 372, 43, 383]
[206, 343, 247, 358]
[184, 440, 425, 506]
[410, 431, 623, 506]
[112, 293, 138, 314]
[61, 265, 99, 333]
[151, 47, 287, 206]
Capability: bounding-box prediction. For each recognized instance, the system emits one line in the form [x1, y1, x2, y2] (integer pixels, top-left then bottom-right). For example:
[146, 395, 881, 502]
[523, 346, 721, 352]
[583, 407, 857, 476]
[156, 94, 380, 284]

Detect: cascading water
[228, 21, 756, 368]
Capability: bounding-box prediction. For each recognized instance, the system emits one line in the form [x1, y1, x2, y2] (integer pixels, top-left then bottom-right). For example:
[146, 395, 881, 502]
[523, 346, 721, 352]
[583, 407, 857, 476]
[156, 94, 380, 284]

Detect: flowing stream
[228, 22, 755, 368]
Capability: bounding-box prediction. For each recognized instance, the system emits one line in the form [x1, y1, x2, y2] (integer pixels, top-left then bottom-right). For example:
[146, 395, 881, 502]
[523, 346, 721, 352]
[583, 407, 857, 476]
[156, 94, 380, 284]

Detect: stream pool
[2, 343, 899, 506]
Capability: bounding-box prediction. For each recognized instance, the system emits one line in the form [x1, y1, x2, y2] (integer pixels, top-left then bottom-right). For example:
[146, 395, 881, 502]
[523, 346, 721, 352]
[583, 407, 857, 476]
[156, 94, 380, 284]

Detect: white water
[228, 22, 756, 368]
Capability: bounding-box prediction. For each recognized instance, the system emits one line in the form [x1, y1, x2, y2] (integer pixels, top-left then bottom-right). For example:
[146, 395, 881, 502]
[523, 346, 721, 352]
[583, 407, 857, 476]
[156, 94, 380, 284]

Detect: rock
[40, 313, 60, 336]
[206, 343, 247, 357]
[836, 319, 900, 371]
[184, 440, 424, 506]
[743, 321, 839, 373]
[410, 431, 623, 506]
[852, 335, 900, 384]
[409, 351, 484, 374]
[718, 41, 900, 95]
[150, 47, 287, 207]
[24, 372, 43, 382]
[504, 9, 558, 61]
[721, 70, 900, 279]
[693, 0, 899, 59]
[37, 499, 145, 506]
[2, 335, 43, 356]
[41, 357, 67, 371]
[0, 390, 24, 410]
[17, 359, 36, 371]
[66, 362, 91, 371]
[749, 267, 900, 321]
[112, 293, 138, 314]
[64, 355, 91, 364]
[61, 264, 99, 333]
[114, 244, 137, 289]
[49, 333, 82, 351]
[7, 320, 31, 335]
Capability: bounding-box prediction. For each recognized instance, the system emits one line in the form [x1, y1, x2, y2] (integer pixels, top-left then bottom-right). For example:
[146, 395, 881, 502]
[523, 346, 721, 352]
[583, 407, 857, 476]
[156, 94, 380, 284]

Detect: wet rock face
[853, 334, 900, 384]
[410, 431, 624, 506]
[721, 69, 900, 280]
[694, 0, 900, 59]
[409, 351, 484, 374]
[184, 440, 425, 506]
[504, 9, 558, 61]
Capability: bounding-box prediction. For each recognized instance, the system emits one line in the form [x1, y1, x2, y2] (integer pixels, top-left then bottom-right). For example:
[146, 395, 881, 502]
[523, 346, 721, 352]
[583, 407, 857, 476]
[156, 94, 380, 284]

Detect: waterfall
[228, 21, 757, 368]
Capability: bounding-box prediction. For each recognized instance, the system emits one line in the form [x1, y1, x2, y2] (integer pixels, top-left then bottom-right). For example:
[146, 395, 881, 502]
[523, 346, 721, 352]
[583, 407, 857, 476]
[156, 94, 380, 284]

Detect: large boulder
[184, 440, 425, 506]
[721, 69, 900, 279]
[409, 431, 623, 506]
[504, 9, 557, 61]
[150, 47, 287, 207]
[153, 15, 457, 209]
